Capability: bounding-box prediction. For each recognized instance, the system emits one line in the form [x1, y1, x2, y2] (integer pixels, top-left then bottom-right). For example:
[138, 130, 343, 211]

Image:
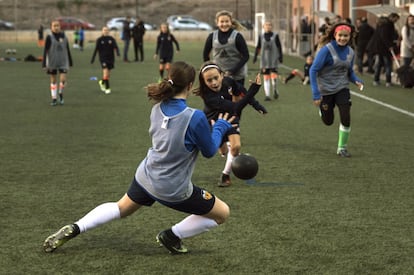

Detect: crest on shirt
[201, 190, 213, 200]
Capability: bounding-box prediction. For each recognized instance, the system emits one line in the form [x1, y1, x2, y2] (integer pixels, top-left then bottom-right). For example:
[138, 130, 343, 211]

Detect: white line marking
[350, 91, 414, 118]
[253, 56, 414, 118]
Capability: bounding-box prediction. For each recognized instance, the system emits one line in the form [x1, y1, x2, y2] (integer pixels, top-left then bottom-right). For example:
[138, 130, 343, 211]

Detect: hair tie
[335, 25, 351, 33]
[201, 64, 220, 73]
[168, 79, 174, 86]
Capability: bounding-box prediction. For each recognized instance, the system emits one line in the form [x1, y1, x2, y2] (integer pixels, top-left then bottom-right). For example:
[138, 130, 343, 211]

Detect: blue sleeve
[186, 110, 232, 158]
[310, 46, 330, 100]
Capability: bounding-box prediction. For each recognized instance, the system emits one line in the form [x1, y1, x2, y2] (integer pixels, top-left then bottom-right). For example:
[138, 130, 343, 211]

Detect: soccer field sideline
[276, 62, 414, 119]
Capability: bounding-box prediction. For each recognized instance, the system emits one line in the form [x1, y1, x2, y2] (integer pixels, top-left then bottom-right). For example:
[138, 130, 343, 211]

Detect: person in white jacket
[400, 14, 414, 67]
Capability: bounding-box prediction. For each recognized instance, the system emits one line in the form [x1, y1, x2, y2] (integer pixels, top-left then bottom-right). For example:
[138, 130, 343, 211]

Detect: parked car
[55, 17, 96, 30]
[167, 17, 212, 31]
[0, 19, 14, 30]
[166, 15, 194, 24]
[106, 17, 155, 31]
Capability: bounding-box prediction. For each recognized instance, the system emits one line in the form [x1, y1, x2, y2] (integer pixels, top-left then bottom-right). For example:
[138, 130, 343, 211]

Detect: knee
[230, 144, 241, 156]
[322, 117, 334, 126]
[216, 203, 230, 225]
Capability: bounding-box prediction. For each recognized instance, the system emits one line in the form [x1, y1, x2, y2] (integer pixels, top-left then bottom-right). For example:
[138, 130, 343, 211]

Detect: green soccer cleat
[156, 230, 188, 254]
[43, 224, 77, 253]
[98, 80, 106, 92]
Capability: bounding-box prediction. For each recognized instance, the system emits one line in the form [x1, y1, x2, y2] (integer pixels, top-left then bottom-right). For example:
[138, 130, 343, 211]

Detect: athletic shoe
[59, 98, 64, 105]
[218, 173, 231, 187]
[98, 80, 106, 92]
[303, 76, 309, 85]
[156, 230, 188, 254]
[373, 81, 379, 86]
[43, 224, 77, 253]
[105, 89, 111, 94]
[264, 96, 271, 101]
[385, 82, 391, 88]
[337, 148, 351, 158]
[50, 99, 57, 106]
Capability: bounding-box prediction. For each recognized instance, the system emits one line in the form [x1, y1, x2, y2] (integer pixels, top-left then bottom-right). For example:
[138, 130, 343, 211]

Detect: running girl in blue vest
[309, 23, 364, 157]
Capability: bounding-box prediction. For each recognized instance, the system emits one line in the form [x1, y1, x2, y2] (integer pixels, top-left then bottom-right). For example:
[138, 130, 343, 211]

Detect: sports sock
[264, 79, 271, 97]
[75, 202, 120, 233]
[104, 79, 110, 89]
[285, 73, 295, 83]
[271, 74, 277, 87]
[172, 215, 218, 239]
[50, 83, 57, 99]
[159, 69, 164, 78]
[223, 143, 234, 175]
[338, 123, 351, 150]
[59, 81, 65, 95]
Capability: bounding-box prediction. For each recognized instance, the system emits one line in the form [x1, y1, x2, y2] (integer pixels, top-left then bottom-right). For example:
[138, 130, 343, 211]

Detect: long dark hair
[405, 14, 414, 37]
[317, 22, 356, 49]
[193, 61, 224, 99]
[146, 61, 195, 103]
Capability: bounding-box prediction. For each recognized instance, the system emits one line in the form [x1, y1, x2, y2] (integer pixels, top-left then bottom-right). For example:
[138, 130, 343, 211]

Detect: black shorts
[221, 127, 240, 144]
[47, 68, 68, 75]
[101, 62, 114, 70]
[321, 88, 351, 107]
[159, 55, 173, 64]
[261, 68, 278, 75]
[126, 177, 216, 215]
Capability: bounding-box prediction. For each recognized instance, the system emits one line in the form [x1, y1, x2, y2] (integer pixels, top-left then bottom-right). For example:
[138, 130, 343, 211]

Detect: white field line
[277, 63, 414, 119]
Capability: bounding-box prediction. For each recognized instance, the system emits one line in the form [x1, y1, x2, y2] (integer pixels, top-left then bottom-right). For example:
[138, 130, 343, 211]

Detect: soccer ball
[231, 154, 259, 180]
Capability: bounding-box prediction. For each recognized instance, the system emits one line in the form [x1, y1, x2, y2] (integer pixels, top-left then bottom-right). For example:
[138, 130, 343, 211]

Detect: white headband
[201, 64, 220, 73]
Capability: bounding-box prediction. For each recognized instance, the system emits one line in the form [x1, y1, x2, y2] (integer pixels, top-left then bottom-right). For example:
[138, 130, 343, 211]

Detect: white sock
[75, 202, 121, 233]
[223, 143, 234, 175]
[172, 215, 218, 239]
[50, 83, 57, 99]
[264, 79, 271, 97]
[59, 81, 65, 94]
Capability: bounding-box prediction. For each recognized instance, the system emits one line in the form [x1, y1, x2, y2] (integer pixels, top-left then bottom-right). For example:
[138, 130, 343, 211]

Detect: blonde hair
[215, 10, 246, 31]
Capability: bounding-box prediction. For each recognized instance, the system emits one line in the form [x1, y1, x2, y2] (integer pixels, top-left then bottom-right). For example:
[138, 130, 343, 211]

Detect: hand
[355, 81, 364, 91]
[211, 112, 236, 127]
[313, 99, 322, 106]
[254, 73, 261, 85]
[255, 103, 268, 115]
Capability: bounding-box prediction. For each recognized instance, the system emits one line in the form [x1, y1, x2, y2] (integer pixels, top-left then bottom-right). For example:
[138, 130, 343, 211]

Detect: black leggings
[319, 89, 351, 127]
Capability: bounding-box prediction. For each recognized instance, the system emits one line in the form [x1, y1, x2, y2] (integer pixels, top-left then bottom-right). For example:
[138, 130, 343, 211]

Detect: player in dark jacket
[194, 61, 265, 187]
[154, 23, 180, 81]
[91, 26, 120, 94]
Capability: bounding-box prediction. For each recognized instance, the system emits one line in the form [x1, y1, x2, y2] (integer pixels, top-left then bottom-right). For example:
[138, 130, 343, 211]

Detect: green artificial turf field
[0, 40, 413, 274]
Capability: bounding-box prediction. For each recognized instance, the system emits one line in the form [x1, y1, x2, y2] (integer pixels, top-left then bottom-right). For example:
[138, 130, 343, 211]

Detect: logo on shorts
[321, 103, 329, 111]
[201, 190, 213, 200]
